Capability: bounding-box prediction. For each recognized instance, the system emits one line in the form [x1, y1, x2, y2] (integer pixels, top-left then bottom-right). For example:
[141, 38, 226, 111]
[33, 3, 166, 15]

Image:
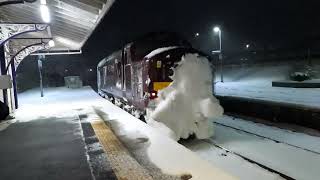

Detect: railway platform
[0, 87, 236, 180]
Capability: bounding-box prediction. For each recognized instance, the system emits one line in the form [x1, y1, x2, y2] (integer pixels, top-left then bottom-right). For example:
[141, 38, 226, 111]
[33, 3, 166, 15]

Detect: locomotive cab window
[153, 52, 178, 82]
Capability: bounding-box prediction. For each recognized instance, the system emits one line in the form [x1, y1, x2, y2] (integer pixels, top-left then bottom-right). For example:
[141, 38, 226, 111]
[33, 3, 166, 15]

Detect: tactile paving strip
[91, 119, 154, 180]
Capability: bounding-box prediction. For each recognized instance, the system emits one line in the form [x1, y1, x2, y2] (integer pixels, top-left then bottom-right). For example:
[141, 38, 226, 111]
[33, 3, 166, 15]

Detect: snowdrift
[148, 53, 224, 140]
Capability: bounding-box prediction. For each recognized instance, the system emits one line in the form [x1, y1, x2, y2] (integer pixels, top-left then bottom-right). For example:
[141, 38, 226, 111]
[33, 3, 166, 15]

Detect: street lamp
[213, 26, 223, 83]
[213, 26, 222, 52]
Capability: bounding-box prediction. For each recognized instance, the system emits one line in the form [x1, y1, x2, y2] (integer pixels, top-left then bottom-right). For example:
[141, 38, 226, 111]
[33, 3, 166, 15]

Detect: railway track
[203, 139, 295, 180]
[217, 95, 320, 132]
[213, 121, 320, 155]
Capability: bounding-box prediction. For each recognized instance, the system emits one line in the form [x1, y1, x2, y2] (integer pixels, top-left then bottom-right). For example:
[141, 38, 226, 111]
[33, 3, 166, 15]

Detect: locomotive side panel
[123, 45, 133, 104]
[98, 50, 125, 99]
[131, 61, 146, 110]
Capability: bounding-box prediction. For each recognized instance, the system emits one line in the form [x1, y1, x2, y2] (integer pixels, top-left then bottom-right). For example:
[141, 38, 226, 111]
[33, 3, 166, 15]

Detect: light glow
[40, 0, 47, 5]
[56, 37, 80, 48]
[48, 40, 55, 47]
[213, 26, 221, 33]
[40, 4, 50, 23]
[151, 92, 157, 97]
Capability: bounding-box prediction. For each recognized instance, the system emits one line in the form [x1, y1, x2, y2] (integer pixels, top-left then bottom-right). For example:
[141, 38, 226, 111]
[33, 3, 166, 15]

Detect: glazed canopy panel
[0, 0, 115, 51]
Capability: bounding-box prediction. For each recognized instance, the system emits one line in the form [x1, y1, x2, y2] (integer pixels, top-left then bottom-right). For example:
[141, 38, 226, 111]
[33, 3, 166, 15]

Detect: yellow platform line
[91, 119, 153, 180]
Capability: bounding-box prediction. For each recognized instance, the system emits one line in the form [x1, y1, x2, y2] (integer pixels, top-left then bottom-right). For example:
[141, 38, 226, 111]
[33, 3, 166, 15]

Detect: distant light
[40, 0, 47, 5]
[246, 44, 250, 49]
[48, 40, 55, 47]
[40, 4, 50, 23]
[213, 26, 221, 33]
[195, 33, 200, 37]
[65, 69, 68, 72]
[89, 69, 93, 72]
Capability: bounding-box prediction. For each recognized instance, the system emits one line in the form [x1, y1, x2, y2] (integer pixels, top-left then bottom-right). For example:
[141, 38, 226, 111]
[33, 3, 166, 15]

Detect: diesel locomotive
[97, 32, 210, 118]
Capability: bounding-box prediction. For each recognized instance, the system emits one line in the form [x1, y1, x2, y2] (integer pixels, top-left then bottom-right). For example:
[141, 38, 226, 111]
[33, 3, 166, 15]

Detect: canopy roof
[0, 0, 114, 51]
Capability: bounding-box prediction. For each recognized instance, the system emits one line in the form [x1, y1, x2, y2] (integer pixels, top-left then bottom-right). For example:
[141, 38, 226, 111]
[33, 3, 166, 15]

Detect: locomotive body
[97, 33, 210, 117]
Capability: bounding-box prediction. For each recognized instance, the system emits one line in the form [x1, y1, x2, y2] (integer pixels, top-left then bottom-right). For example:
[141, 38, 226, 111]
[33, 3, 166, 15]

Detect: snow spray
[148, 53, 224, 140]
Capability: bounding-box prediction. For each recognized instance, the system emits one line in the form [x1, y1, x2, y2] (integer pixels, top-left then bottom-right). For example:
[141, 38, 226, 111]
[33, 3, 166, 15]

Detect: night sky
[83, 0, 320, 63]
[19, 0, 320, 88]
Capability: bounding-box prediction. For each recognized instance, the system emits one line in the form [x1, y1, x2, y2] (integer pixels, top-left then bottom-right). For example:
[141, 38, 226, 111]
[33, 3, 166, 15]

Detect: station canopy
[0, 0, 114, 52]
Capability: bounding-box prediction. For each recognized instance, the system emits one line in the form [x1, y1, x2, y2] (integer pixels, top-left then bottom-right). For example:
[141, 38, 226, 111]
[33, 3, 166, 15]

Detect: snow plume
[148, 53, 224, 140]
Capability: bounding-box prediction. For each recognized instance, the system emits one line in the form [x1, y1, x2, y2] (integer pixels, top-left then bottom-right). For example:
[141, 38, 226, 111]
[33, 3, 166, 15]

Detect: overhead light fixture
[48, 40, 55, 47]
[40, 0, 47, 5]
[55, 37, 80, 48]
[40, 0, 50, 23]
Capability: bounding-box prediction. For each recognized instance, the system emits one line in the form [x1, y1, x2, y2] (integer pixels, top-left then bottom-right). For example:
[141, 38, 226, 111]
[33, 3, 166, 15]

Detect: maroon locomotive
[97, 32, 210, 119]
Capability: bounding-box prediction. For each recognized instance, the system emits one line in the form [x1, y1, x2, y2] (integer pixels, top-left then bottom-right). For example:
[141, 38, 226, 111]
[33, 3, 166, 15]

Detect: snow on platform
[12, 87, 320, 180]
[215, 81, 320, 108]
[214, 62, 320, 108]
[14, 87, 237, 180]
[182, 139, 285, 180]
[272, 79, 320, 88]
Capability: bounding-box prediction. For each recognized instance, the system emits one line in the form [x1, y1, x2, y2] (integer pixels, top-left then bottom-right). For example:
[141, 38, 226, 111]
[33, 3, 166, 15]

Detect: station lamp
[48, 40, 55, 47]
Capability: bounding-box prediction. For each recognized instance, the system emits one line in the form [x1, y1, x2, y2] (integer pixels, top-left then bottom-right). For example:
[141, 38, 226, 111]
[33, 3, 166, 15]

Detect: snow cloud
[148, 53, 224, 140]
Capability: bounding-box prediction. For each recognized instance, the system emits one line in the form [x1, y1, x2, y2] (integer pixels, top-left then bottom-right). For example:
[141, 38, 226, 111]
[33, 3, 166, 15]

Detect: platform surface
[0, 87, 237, 180]
[272, 80, 320, 88]
[215, 81, 320, 108]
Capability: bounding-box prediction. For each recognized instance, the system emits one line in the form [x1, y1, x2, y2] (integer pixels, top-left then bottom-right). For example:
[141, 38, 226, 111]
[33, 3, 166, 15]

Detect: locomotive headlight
[150, 91, 158, 99]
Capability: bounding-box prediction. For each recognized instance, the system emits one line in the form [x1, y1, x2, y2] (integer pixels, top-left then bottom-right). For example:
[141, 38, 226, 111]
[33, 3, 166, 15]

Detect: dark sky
[81, 0, 320, 64]
[21, 0, 320, 81]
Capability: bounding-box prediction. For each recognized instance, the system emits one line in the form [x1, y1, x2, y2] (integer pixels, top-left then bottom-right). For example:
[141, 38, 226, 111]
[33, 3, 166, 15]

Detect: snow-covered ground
[215, 116, 320, 153]
[15, 87, 237, 180]
[213, 119, 320, 180]
[214, 63, 320, 108]
[11, 87, 320, 180]
[215, 81, 320, 108]
[184, 115, 320, 180]
[0, 119, 16, 132]
[183, 140, 285, 180]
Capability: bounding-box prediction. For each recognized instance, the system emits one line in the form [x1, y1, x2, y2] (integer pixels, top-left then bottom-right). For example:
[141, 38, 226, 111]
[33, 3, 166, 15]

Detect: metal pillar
[11, 61, 18, 108]
[219, 53, 223, 83]
[0, 45, 8, 105]
[217, 30, 224, 83]
[38, 55, 44, 97]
